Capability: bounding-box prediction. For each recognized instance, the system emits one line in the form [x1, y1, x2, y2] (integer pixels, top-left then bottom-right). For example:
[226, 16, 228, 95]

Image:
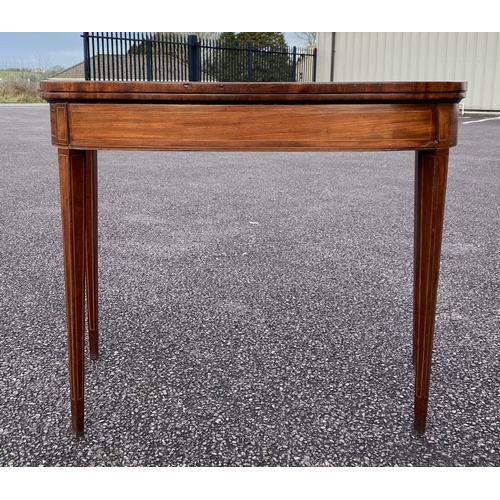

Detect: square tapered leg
[84, 151, 98, 360]
[413, 149, 449, 434]
[59, 148, 97, 437]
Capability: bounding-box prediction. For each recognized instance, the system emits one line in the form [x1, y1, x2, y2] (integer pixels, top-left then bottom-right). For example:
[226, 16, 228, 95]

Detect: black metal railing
[82, 32, 317, 83]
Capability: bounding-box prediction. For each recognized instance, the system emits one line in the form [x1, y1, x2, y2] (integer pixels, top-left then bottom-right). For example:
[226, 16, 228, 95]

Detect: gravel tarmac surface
[0, 104, 499, 467]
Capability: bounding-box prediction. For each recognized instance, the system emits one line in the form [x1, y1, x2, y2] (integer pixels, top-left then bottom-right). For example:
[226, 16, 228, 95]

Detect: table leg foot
[414, 396, 429, 434]
[89, 349, 98, 361]
[71, 398, 85, 438]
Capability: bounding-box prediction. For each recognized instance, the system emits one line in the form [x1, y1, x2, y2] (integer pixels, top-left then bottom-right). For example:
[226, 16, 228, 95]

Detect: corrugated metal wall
[320, 32, 500, 111]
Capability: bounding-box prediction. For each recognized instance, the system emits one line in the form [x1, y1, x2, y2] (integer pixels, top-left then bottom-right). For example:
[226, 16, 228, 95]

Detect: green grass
[0, 70, 23, 79]
[0, 69, 41, 79]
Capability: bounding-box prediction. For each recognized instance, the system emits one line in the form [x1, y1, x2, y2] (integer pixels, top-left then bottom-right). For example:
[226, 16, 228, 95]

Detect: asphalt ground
[0, 104, 499, 467]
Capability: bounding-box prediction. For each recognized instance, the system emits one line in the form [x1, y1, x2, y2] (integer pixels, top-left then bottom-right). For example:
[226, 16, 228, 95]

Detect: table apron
[50, 102, 458, 152]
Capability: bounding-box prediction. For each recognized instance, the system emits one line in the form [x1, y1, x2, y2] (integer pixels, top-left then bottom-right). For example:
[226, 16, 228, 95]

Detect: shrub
[0, 78, 44, 103]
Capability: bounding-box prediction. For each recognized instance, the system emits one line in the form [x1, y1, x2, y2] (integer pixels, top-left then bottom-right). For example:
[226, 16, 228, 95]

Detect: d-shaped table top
[41, 80, 467, 102]
[41, 81, 466, 153]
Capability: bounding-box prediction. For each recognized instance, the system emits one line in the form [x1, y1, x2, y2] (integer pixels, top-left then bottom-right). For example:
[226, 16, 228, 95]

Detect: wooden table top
[40, 80, 467, 104]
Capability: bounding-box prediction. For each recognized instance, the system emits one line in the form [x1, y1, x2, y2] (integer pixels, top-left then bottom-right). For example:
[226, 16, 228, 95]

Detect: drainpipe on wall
[330, 32, 336, 82]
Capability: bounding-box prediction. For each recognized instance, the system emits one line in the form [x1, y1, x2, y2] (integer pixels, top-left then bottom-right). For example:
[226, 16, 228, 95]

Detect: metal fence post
[188, 35, 201, 82]
[312, 47, 317, 82]
[146, 36, 153, 81]
[247, 41, 253, 82]
[83, 32, 91, 81]
[291, 46, 297, 82]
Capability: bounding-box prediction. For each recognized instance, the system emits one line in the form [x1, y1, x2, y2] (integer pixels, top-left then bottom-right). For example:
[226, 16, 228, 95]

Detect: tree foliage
[206, 32, 292, 82]
[128, 32, 187, 57]
[218, 32, 288, 48]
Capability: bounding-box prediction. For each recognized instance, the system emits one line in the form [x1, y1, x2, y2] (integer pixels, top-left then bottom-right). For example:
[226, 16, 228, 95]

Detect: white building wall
[315, 32, 334, 82]
[316, 32, 500, 111]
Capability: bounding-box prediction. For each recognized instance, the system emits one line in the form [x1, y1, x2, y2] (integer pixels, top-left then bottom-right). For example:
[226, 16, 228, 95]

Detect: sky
[0, 32, 303, 70]
[0, 32, 83, 69]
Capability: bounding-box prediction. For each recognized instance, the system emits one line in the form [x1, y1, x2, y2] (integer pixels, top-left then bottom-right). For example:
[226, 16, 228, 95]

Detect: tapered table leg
[413, 149, 449, 434]
[84, 151, 98, 360]
[59, 149, 88, 437]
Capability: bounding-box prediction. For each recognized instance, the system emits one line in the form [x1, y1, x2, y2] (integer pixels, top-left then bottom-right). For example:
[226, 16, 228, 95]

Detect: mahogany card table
[40, 80, 467, 437]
